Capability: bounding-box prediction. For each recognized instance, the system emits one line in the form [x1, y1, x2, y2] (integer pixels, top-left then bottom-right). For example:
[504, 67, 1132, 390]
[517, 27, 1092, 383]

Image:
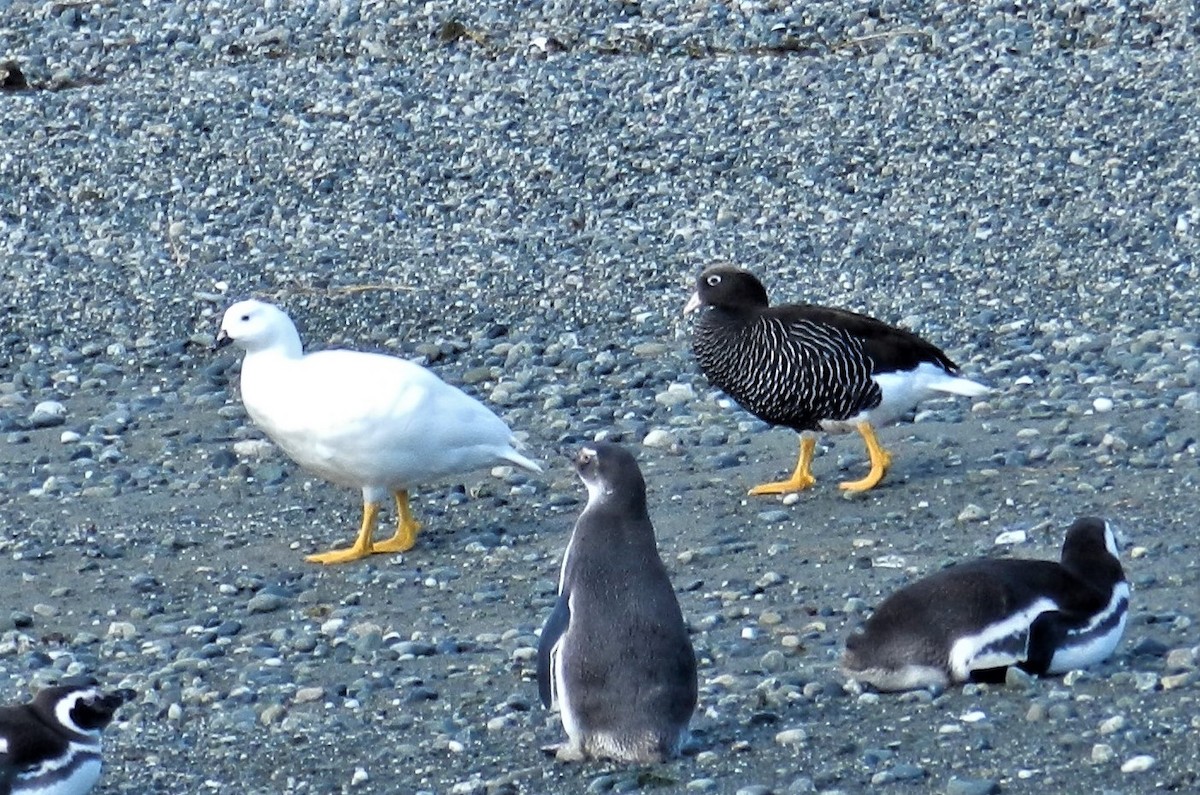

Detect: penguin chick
[537, 442, 697, 763]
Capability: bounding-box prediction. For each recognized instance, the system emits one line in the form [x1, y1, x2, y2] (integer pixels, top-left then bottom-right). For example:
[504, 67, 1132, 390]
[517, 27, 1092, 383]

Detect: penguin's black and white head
[32, 678, 135, 740]
[684, 265, 770, 316]
[1059, 516, 1125, 584]
[574, 442, 647, 513]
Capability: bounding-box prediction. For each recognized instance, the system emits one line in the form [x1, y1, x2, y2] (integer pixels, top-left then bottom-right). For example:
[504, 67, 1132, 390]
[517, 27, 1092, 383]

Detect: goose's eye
[706, 274, 721, 287]
[240, 314, 250, 322]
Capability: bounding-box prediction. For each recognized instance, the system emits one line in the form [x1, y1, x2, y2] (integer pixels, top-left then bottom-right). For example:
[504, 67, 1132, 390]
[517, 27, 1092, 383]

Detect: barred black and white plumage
[684, 265, 987, 494]
[0, 678, 134, 795]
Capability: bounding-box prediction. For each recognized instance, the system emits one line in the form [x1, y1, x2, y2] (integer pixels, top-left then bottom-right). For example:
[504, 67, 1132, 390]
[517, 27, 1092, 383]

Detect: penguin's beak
[1105, 520, 1127, 556]
[101, 688, 137, 710]
[214, 329, 232, 350]
[573, 446, 597, 475]
[683, 291, 702, 316]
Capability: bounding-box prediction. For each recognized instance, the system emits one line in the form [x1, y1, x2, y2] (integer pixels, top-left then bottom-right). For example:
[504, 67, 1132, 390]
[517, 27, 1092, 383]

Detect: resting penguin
[841, 517, 1129, 691]
[537, 443, 698, 763]
[0, 677, 135, 795]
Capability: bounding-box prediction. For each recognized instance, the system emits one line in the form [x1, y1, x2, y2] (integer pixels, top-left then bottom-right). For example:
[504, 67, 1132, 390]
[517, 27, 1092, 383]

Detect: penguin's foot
[543, 743, 586, 762]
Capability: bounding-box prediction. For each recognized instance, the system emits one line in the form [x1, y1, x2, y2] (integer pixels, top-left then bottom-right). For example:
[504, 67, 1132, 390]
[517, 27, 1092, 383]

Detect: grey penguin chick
[537, 442, 698, 763]
[841, 517, 1129, 691]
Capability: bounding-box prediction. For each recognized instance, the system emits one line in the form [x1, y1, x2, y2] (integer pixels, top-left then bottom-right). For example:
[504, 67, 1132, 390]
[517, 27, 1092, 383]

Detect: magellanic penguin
[841, 517, 1129, 691]
[0, 678, 135, 795]
[684, 265, 988, 494]
[216, 299, 542, 564]
[537, 443, 698, 763]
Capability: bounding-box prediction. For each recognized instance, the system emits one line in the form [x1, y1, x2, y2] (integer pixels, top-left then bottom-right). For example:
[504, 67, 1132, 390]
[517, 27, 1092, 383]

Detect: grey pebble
[246, 592, 289, 614]
[945, 778, 1000, 795]
[29, 400, 67, 428]
[870, 764, 926, 785]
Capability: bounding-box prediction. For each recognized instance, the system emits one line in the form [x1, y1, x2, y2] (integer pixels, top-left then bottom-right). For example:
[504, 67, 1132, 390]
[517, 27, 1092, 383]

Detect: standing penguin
[537, 443, 698, 763]
[0, 677, 134, 795]
[841, 517, 1129, 691]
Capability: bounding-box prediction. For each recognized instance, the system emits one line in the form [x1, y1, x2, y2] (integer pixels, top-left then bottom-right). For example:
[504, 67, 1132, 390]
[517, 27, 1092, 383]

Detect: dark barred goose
[684, 265, 987, 494]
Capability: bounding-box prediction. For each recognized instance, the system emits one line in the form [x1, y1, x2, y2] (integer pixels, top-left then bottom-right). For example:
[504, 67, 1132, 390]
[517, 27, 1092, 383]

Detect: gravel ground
[2, 1, 1198, 793]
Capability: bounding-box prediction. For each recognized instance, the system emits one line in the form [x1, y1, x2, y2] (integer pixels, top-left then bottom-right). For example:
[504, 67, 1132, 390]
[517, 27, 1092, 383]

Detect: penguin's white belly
[553, 613, 585, 745]
[15, 751, 101, 795]
[1047, 582, 1130, 674]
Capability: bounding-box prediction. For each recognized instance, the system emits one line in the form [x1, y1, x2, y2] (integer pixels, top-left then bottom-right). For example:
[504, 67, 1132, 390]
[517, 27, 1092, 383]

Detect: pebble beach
[1, 1, 1198, 793]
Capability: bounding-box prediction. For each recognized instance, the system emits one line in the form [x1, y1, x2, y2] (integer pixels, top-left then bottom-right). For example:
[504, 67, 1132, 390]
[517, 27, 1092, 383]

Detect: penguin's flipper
[537, 594, 571, 708]
[1020, 610, 1070, 675]
[967, 666, 1010, 684]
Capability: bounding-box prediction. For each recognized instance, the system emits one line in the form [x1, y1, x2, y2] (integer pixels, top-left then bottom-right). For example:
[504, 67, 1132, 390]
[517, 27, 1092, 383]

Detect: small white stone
[774, 728, 808, 747]
[350, 767, 369, 786]
[511, 646, 537, 662]
[642, 429, 677, 448]
[486, 715, 513, 732]
[294, 687, 325, 704]
[1120, 755, 1155, 773]
[107, 621, 137, 640]
[33, 400, 67, 417]
[1099, 715, 1126, 735]
[958, 504, 988, 522]
[994, 529, 1027, 545]
[959, 710, 987, 723]
[1091, 743, 1115, 764]
[233, 439, 275, 458]
[654, 383, 695, 407]
[60, 430, 81, 444]
[1093, 397, 1114, 413]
